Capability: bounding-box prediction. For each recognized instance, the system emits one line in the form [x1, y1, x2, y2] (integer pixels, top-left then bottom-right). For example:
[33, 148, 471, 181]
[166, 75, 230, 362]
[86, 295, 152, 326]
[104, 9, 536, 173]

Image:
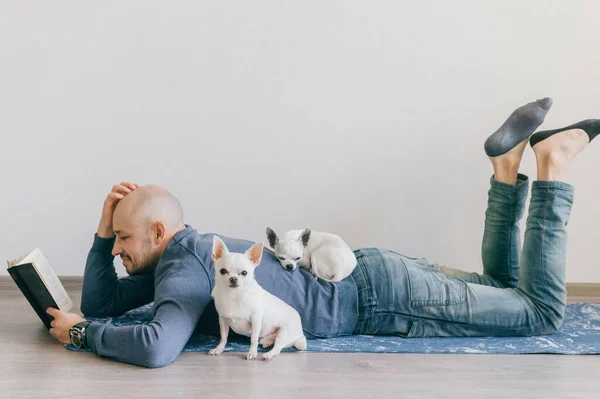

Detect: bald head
[114, 185, 184, 233]
[111, 185, 184, 276]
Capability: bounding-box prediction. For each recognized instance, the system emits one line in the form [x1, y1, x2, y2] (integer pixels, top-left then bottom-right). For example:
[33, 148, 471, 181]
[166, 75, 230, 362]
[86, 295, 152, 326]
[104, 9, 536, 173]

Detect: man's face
[111, 213, 161, 276]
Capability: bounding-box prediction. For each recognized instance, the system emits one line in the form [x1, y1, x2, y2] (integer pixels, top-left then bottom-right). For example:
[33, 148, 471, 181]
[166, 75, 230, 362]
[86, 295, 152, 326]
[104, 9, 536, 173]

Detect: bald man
[46, 182, 359, 367]
[45, 100, 598, 368]
[45, 183, 211, 367]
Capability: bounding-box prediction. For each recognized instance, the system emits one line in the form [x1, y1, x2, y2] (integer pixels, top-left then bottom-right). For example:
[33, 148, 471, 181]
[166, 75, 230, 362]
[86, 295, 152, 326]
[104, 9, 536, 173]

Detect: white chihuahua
[207, 236, 307, 361]
[266, 227, 357, 283]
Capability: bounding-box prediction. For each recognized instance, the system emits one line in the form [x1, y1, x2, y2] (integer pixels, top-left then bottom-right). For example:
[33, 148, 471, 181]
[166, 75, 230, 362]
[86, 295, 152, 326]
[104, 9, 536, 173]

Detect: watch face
[70, 329, 84, 348]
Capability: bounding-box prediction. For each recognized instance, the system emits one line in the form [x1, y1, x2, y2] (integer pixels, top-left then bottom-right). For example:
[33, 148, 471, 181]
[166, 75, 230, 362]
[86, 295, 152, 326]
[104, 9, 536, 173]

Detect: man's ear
[245, 242, 264, 266]
[212, 236, 229, 261]
[152, 222, 167, 243]
[266, 227, 279, 249]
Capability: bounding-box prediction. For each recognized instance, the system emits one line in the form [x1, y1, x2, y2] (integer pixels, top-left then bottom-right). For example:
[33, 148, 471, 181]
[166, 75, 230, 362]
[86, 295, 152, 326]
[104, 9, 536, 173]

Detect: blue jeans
[351, 174, 574, 337]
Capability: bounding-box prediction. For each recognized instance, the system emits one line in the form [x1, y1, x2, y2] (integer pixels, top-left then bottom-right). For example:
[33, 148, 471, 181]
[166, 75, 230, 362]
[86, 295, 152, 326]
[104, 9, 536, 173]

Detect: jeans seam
[539, 193, 550, 310]
[381, 251, 394, 312]
[356, 255, 375, 334]
[410, 317, 550, 335]
[522, 193, 553, 328]
[508, 198, 517, 284]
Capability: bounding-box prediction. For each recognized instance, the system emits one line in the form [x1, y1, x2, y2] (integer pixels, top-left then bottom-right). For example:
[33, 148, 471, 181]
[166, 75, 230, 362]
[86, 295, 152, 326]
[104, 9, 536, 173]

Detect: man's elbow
[142, 344, 180, 368]
[140, 327, 182, 368]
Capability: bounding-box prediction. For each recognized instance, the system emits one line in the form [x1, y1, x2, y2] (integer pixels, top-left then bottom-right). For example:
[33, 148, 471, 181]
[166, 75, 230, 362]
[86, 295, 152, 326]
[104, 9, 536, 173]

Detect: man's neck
[159, 224, 187, 254]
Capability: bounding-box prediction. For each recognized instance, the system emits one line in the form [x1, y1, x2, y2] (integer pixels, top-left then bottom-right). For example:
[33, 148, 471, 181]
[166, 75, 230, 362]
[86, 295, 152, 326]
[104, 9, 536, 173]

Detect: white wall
[1, 1, 599, 281]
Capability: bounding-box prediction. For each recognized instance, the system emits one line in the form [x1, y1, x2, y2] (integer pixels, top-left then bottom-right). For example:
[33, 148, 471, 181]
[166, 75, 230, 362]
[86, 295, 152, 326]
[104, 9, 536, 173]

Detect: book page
[7, 254, 28, 268]
[19, 248, 73, 312]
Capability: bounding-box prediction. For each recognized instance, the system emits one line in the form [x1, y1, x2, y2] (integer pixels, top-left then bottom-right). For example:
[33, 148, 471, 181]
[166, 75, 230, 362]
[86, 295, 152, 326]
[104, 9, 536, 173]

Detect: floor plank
[0, 279, 598, 398]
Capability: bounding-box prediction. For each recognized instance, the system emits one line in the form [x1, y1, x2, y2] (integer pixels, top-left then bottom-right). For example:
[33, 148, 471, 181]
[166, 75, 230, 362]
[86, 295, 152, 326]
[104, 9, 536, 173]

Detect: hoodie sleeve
[84, 249, 212, 368]
[80, 234, 154, 317]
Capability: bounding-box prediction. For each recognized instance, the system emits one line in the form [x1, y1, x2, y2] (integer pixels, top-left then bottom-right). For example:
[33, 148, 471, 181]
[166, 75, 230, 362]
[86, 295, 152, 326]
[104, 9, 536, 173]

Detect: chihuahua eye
[219, 268, 227, 275]
[278, 256, 285, 261]
[294, 257, 301, 261]
[241, 271, 248, 276]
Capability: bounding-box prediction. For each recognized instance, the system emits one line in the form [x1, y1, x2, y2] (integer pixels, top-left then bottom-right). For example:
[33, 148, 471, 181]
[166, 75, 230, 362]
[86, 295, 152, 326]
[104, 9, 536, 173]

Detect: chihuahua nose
[286, 264, 294, 271]
[229, 277, 238, 284]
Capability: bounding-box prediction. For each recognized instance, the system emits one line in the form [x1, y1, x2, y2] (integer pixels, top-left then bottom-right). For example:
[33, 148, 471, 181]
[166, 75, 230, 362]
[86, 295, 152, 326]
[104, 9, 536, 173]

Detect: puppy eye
[219, 268, 227, 275]
[278, 256, 285, 261]
[241, 271, 248, 276]
[294, 257, 301, 261]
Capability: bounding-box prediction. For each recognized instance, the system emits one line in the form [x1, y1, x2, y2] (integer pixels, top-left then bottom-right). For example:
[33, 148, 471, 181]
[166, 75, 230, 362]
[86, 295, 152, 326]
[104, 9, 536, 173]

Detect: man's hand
[46, 308, 86, 344]
[97, 182, 139, 238]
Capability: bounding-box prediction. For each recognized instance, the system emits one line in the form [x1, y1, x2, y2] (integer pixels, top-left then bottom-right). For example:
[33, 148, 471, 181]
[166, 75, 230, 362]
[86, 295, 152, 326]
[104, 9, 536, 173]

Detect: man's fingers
[120, 182, 138, 190]
[49, 328, 56, 337]
[111, 185, 132, 196]
[109, 182, 138, 198]
[106, 192, 125, 202]
[46, 307, 59, 316]
[50, 320, 56, 328]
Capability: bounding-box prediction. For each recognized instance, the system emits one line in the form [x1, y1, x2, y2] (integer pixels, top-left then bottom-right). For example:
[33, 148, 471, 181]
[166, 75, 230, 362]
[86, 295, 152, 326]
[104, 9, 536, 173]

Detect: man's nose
[111, 242, 123, 257]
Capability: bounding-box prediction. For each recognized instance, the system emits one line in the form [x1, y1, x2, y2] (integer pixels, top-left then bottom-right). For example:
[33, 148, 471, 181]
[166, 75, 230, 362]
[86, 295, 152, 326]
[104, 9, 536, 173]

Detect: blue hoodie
[82, 225, 358, 367]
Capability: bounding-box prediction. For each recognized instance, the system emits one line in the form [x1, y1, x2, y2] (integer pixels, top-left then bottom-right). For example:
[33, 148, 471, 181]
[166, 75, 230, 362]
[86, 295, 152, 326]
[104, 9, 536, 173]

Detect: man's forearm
[80, 235, 153, 317]
[96, 226, 114, 239]
[85, 310, 195, 368]
[85, 259, 212, 368]
[81, 235, 119, 316]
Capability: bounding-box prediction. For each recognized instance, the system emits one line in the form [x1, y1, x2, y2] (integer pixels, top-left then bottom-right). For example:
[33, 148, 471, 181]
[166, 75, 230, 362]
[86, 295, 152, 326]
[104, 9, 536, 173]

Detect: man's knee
[532, 310, 565, 335]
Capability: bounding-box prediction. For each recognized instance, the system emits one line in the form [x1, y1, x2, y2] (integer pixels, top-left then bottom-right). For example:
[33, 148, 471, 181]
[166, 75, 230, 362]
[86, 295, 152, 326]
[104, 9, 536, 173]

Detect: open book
[7, 248, 73, 329]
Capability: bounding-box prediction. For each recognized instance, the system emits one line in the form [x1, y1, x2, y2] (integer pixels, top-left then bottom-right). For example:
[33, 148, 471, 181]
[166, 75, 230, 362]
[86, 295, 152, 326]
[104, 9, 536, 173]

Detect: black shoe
[530, 119, 600, 147]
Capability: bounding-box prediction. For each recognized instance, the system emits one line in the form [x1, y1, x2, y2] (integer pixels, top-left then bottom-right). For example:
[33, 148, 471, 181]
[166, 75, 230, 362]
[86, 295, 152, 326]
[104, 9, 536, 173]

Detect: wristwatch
[69, 321, 92, 349]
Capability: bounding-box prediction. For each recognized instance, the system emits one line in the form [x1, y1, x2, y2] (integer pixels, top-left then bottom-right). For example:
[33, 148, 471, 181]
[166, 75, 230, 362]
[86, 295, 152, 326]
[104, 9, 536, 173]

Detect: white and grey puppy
[208, 236, 307, 361]
[266, 227, 357, 282]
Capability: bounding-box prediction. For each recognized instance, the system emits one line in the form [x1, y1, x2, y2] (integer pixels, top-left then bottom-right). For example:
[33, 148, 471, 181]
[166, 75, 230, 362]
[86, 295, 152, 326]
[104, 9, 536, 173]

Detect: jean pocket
[385, 249, 430, 266]
[404, 262, 467, 307]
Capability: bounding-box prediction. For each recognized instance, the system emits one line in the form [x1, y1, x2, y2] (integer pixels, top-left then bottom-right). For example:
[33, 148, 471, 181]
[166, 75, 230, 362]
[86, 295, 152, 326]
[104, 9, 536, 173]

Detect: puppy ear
[212, 236, 229, 261]
[245, 242, 264, 266]
[266, 227, 279, 249]
[300, 228, 311, 247]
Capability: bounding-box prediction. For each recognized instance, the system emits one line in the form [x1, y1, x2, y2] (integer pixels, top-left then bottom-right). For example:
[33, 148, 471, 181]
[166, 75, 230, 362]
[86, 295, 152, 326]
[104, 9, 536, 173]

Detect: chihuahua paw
[262, 352, 276, 361]
[207, 346, 224, 355]
[245, 350, 258, 360]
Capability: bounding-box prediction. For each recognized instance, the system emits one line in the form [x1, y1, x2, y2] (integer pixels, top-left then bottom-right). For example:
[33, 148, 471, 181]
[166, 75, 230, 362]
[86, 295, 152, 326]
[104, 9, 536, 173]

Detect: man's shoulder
[160, 226, 208, 267]
[160, 227, 257, 269]
[179, 228, 258, 255]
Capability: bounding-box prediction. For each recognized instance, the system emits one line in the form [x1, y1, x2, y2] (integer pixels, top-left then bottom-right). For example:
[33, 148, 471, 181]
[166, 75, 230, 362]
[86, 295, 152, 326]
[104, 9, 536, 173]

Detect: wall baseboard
[1, 276, 600, 298]
[564, 283, 600, 298]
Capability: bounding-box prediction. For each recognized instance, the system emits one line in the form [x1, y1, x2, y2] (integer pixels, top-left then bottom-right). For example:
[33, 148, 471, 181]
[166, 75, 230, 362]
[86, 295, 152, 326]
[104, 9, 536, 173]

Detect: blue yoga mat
[67, 302, 600, 355]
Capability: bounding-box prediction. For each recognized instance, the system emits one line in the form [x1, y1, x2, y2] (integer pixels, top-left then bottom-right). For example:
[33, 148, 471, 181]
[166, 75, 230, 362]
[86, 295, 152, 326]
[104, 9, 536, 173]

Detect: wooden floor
[1, 279, 599, 399]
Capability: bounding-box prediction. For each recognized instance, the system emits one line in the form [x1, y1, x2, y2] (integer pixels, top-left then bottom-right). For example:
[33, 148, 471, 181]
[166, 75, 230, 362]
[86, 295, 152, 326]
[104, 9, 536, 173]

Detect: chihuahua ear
[245, 242, 264, 266]
[266, 227, 279, 249]
[300, 228, 311, 247]
[212, 236, 229, 261]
